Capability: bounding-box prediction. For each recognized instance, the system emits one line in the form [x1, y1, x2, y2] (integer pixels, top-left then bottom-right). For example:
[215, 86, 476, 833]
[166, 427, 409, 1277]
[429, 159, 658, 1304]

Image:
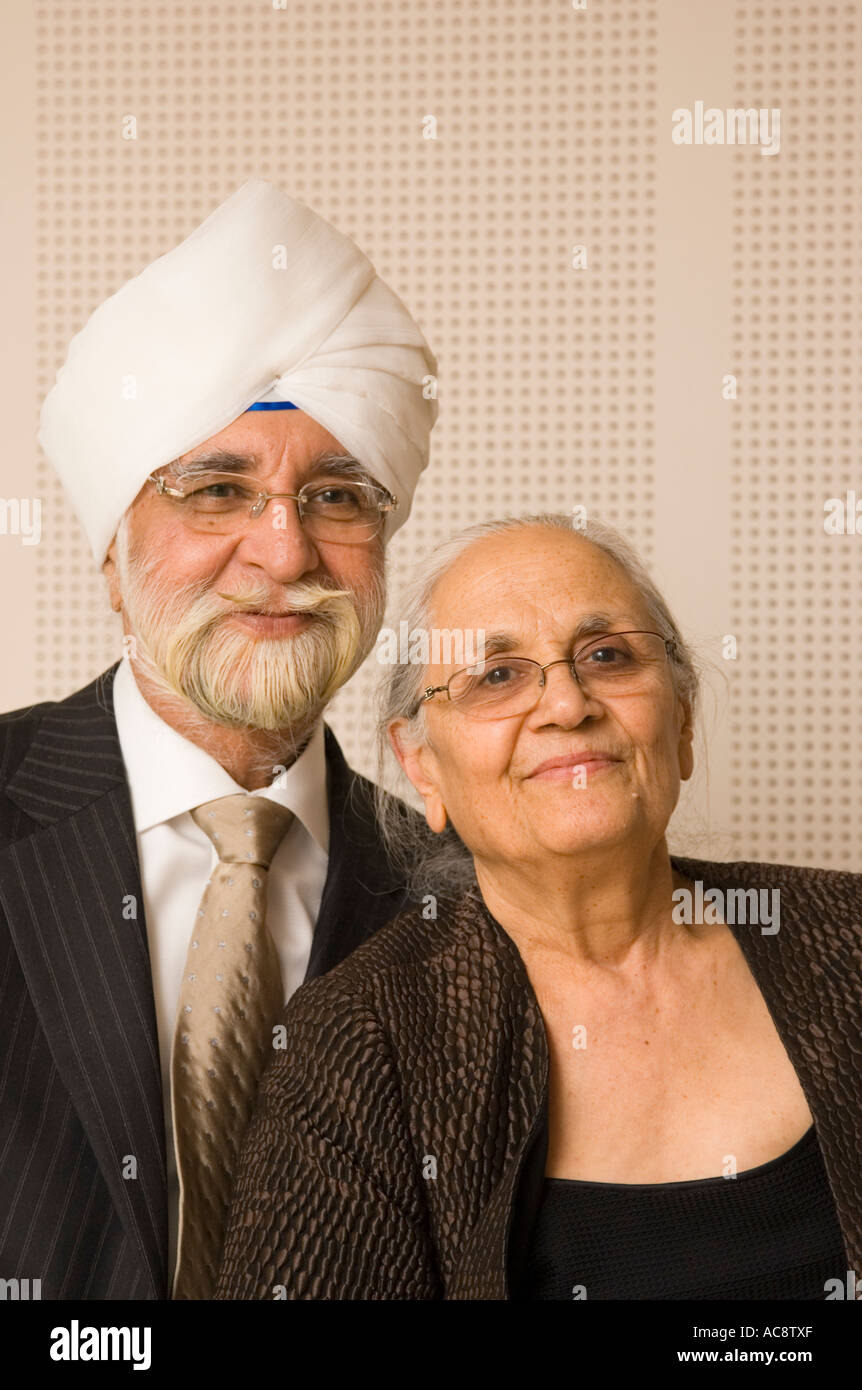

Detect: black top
[517, 1125, 847, 1300]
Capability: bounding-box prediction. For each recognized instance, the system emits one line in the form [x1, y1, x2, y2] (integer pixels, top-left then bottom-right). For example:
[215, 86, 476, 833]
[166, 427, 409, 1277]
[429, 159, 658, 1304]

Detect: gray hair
[373, 513, 702, 904]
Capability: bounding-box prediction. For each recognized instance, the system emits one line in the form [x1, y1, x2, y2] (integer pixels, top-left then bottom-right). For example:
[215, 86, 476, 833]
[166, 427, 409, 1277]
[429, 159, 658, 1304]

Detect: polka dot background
[729, 3, 862, 867]
[26, 0, 860, 870]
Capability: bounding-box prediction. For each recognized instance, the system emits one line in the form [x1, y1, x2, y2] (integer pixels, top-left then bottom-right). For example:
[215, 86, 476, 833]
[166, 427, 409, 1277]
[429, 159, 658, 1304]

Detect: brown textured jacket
[215, 856, 862, 1300]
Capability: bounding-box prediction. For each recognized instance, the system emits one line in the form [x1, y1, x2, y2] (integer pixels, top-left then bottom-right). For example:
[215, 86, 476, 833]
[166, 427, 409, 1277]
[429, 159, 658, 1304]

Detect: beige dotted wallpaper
[0, 0, 859, 870]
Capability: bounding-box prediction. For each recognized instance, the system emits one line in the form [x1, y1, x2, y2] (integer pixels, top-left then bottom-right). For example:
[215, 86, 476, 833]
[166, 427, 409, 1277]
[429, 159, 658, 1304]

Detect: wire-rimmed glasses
[415, 631, 677, 719]
[147, 469, 398, 544]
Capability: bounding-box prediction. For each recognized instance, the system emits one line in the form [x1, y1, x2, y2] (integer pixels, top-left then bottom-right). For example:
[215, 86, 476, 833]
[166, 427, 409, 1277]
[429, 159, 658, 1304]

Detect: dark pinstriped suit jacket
[0, 662, 422, 1300]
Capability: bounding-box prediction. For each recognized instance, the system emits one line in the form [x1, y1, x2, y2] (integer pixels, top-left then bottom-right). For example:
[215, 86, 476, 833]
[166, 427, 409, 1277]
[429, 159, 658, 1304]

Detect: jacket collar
[308, 722, 411, 979]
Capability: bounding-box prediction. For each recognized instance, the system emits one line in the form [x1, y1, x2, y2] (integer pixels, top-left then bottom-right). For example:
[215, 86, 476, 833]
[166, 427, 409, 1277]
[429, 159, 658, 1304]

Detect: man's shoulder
[322, 720, 424, 823]
[1, 665, 117, 725]
[0, 693, 53, 739]
[320, 720, 427, 898]
[0, 667, 119, 793]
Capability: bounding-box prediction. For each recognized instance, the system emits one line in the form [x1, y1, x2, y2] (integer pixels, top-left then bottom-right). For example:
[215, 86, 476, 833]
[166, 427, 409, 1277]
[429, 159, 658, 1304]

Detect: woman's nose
[534, 661, 599, 717]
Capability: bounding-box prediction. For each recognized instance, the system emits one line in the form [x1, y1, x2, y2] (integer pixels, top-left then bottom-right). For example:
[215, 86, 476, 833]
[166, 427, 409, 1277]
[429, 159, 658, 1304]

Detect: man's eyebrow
[167, 449, 262, 476]
[308, 454, 382, 488]
[479, 613, 627, 658]
[161, 449, 384, 490]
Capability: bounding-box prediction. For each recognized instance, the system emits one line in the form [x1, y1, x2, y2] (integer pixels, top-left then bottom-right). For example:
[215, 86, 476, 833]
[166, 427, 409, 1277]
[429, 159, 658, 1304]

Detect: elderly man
[0, 181, 437, 1300]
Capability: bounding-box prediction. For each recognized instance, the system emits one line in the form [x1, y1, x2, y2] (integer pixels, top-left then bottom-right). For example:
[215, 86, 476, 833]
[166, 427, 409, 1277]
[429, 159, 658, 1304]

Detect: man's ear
[102, 536, 122, 613]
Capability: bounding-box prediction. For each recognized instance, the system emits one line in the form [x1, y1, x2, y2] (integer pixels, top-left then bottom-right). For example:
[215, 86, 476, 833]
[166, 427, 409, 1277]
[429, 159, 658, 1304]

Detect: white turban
[38, 179, 439, 562]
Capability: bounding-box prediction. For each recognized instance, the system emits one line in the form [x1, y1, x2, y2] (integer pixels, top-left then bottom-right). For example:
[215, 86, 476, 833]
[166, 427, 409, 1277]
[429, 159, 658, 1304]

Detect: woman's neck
[473, 842, 693, 968]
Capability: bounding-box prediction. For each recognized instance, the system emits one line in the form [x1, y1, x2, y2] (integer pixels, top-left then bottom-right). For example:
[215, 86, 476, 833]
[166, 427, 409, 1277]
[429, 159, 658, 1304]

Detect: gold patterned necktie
[170, 793, 295, 1300]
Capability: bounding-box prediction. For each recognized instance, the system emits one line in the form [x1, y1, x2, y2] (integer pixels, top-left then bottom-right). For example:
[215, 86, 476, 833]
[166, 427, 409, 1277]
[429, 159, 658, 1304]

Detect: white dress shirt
[111, 657, 330, 1287]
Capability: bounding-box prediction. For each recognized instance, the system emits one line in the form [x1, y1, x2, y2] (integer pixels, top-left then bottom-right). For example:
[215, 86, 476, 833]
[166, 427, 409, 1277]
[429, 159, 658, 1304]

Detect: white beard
[115, 523, 386, 736]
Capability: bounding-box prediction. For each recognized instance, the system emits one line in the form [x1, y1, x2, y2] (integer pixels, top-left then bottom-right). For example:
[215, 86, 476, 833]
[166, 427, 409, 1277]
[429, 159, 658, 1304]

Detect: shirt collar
[112, 656, 329, 853]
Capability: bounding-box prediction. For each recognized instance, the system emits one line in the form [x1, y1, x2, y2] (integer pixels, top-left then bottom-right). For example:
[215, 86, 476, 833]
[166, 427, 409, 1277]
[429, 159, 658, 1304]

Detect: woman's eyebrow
[480, 613, 622, 657]
[572, 612, 623, 641]
[481, 633, 521, 656]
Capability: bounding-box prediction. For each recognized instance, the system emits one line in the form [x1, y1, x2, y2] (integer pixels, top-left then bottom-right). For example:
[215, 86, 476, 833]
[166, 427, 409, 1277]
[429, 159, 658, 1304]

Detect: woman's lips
[527, 756, 621, 781]
[228, 611, 314, 636]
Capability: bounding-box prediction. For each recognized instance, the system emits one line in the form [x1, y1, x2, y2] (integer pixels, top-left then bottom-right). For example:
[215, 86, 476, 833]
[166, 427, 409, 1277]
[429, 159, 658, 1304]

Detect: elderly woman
[215, 515, 861, 1301]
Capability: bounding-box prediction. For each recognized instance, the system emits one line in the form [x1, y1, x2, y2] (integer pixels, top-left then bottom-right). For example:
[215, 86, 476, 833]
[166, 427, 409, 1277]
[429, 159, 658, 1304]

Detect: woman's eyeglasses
[147, 470, 398, 544]
[416, 631, 677, 720]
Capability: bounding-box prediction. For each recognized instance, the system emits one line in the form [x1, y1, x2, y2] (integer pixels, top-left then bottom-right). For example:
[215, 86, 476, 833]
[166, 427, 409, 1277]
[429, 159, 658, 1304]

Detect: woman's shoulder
[672, 853, 861, 897]
[284, 888, 495, 1022]
[670, 853, 862, 947]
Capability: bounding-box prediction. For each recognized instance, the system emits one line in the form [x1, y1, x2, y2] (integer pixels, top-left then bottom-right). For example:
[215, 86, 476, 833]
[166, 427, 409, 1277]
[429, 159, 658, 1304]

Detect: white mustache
[190, 578, 353, 628]
[207, 578, 356, 621]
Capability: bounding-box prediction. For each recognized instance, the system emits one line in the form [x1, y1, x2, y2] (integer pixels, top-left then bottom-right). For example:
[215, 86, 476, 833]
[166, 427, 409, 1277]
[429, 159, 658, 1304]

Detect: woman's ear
[677, 700, 695, 782]
[388, 719, 448, 833]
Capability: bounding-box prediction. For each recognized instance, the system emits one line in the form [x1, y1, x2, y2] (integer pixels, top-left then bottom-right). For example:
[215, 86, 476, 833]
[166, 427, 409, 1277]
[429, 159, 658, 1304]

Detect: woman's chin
[527, 804, 641, 855]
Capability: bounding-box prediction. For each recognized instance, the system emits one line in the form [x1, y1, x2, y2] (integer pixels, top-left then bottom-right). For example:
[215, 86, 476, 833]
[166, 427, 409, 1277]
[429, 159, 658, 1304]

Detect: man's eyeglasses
[147, 470, 398, 544]
[415, 631, 677, 720]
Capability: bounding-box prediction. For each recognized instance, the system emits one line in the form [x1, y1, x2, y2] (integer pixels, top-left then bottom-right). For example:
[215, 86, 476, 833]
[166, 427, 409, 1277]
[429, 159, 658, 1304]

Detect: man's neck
[126, 660, 319, 791]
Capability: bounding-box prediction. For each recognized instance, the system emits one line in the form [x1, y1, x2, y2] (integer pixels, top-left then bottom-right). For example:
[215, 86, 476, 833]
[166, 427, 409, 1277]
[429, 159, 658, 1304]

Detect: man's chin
[135, 656, 324, 734]
[178, 685, 323, 735]
[131, 618, 367, 734]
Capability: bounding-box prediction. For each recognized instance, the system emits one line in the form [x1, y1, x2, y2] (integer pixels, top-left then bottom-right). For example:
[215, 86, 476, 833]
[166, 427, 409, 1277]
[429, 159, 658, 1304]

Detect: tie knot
[190, 793, 295, 868]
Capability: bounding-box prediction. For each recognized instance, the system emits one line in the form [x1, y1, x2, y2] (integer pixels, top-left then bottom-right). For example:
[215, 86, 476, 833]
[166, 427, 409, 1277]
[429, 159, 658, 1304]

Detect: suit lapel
[305, 725, 411, 981]
[0, 666, 167, 1298]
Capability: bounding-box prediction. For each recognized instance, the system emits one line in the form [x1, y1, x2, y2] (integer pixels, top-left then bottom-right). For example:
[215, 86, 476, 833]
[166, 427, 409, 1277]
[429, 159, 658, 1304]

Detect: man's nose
[231, 495, 321, 581]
